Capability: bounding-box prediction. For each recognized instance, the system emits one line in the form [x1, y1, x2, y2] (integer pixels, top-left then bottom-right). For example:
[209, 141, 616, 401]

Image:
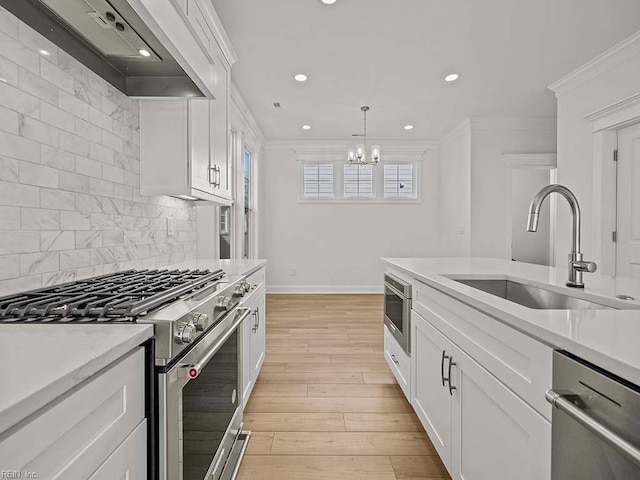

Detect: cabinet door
[241, 298, 255, 407]
[250, 289, 266, 384]
[188, 99, 213, 193]
[88, 420, 146, 480]
[451, 346, 551, 480]
[412, 310, 453, 471]
[210, 53, 231, 200]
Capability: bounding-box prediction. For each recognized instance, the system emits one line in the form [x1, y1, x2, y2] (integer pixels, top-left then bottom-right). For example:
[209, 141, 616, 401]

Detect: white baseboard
[267, 285, 384, 294]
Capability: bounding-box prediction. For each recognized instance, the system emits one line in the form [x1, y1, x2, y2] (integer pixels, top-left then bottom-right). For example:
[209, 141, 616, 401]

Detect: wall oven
[384, 273, 412, 355]
[547, 351, 640, 479]
[158, 305, 252, 480]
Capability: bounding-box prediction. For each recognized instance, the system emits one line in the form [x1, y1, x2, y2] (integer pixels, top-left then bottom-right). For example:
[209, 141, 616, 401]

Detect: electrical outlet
[458, 225, 466, 235]
[167, 217, 175, 237]
[291, 268, 297, 277]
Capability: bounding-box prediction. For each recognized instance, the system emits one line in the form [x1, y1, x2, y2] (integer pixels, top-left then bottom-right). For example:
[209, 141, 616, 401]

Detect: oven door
[159, 307, 252, 480]
[384, 282, 411, 354]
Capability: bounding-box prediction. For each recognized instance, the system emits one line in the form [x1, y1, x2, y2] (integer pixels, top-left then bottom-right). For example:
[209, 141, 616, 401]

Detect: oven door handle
[546, 389, 640, 467]
[180, 307, 252, 380]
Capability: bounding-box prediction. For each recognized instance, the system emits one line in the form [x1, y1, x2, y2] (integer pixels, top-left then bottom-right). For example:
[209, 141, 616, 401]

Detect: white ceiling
[211, 0, 640, 141]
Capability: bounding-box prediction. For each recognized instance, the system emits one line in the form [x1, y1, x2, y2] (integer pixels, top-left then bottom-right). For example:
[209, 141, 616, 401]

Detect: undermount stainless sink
[452, 279, 623, 310]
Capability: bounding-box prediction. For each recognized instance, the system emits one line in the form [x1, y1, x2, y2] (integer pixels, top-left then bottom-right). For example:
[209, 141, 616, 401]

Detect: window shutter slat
[304, 163, 334, 197]
[384, 164, 414, 198]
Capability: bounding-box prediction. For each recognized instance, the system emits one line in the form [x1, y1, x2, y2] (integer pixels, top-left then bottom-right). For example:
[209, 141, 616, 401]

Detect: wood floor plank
[236, 455, 396, 480]
[264, 354, 331, 363]
[251, 383, 308, 397]
[244, 413, 345, 431]
[285, 362, 390, 373]
[245, 432, 274, 455]
[271, 432, 435, 456]
[363, 372, 398, 384]
[267, 346, 376, 355]
[390, 456, 450, 479]
[330, 354, 386, 363]
[307, 383, 403, 398]
[344, 413, 424, 432]
[256, 372, 363, 384]
[245, 396, 413, 413]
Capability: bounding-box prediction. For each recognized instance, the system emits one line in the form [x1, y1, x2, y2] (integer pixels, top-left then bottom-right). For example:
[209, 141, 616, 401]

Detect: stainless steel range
[0, 268, 253, 480]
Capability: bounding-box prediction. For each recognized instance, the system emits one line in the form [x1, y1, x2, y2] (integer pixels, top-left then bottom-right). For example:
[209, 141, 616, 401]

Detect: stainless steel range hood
[0, 0, 204, 97]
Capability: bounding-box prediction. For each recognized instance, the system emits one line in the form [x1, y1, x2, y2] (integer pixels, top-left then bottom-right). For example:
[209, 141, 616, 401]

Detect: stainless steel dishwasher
[546, 351, 640, 479]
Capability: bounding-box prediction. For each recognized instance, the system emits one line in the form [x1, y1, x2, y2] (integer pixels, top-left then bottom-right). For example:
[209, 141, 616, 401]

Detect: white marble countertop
[0, 324, 153, 434]
[164, 258, 267, 277]
[383, 257, 640, 386]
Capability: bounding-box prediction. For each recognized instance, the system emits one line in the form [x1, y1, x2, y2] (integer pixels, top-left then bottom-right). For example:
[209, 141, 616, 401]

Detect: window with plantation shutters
[303, 163, 334, 197]
[384, 164, 414, 198]
[344, 164, 373, 197]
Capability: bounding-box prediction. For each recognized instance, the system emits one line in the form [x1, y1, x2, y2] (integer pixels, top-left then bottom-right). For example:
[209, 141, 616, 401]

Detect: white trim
[203, 1, 239, 65]
[469, 117, 557, 130]
[265, 139, 439, 152]
[548, 30, 640, 97]
[230, 83, 265, 146]
[503, 153, 557, 168]
[440, 118, 471, 145]
[584, 92, 640, 132]
[268, 285, 384, 294]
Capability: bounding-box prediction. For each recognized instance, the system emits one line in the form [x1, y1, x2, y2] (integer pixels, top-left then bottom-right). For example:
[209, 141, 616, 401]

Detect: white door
[411, 310, 453, 472]
[450, 345, 551, 480]
[616, 123, 640, 278]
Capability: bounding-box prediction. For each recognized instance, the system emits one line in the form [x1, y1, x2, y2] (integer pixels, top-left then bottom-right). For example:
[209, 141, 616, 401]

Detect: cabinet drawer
[384, 325, 411, 400]
[247, 267, 265, 292]
[413, 282, 552, 419]
[0, 348, 145, 479]
[88, 420, 146, 480]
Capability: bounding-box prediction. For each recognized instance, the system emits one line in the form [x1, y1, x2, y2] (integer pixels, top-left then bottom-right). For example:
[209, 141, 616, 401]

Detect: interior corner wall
[438, 125, 472, 257]
[554, 52, 640, 270]
[262, 145, 441, 293]
[469, 125, 557, 259]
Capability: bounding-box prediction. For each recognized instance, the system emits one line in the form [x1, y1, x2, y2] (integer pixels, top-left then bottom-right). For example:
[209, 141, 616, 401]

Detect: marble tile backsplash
[0, 8, 197, 296]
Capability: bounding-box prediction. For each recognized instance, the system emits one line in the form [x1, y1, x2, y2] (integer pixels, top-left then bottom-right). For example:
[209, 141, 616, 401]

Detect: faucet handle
[572, 260, 597, 273]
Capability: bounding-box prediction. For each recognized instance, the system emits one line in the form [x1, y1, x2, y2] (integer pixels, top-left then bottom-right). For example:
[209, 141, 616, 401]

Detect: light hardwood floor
[237, 294, 451, 480]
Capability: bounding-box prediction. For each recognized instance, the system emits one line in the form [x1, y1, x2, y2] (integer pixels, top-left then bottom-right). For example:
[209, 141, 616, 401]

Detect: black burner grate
[0, 268, 224, 323]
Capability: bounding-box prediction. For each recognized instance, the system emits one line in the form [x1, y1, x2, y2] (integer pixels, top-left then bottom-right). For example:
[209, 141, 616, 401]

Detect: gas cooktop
[0, 268, 224, 323]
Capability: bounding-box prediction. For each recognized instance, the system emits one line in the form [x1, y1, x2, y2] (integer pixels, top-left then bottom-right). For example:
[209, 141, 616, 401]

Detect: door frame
[584, 92, 640, 275]
[504, 153, 558, 266]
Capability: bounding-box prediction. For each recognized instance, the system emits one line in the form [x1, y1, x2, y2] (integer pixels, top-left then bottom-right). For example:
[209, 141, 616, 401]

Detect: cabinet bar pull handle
[441, 350, 447, 386]
[546, 389, 640, 467]
[447, 357, 457, 396]
[391, 354, 399, 364]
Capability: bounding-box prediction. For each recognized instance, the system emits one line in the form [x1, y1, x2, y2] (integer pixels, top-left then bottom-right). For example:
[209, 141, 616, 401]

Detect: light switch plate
[167, 217, 175, 237]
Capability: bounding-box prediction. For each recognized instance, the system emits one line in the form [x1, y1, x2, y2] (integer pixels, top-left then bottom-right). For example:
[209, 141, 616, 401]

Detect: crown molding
[264, 139, 439, 152]
[548, 30, 640, 98]
[469, 116, 556, 130]
[584, 91, 640, 132]
[503, 153, 557, 168]
[440, 118, 471, 145]
[230, 83, 265, 147]
[205, 2, 239, 66]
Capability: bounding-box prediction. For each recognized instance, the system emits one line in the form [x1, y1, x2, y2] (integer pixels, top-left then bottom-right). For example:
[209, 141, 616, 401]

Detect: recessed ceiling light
[302, 125, 311, 130]
[139, 49, 151, 57]
[404, 125, 414, 130]
[294, 73, 308, 82]
[321, 0, 337, 4]
[38, 49, 50, 56]
[445, 73, 460, 82]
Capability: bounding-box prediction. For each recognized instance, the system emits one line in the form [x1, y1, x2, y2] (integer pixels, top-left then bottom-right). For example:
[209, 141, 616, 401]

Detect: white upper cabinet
[128, 0, 237, 98]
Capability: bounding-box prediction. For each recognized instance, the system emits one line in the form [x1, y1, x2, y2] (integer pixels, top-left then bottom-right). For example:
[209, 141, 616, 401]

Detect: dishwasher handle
[546, 389, 640, 467]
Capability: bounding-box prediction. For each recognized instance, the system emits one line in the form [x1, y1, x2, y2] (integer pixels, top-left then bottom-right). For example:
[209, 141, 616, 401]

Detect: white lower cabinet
[0, 347, 146, 480]
[241, 278, 266, 407]
[383, 325, 411, 400]
[88, 420, 146, 480]
[412, 310, 551, 480]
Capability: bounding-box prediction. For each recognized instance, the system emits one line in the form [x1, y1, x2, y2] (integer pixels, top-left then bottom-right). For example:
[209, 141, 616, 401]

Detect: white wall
[262, 142, 440, 293]
[550, 32, 640, 273]
[0, 8, 197, 296]
[438, 118, 557, 260]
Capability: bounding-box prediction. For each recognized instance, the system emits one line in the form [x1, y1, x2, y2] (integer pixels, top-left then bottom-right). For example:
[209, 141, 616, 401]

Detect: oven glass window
[182, 330, 239, 480]
[385, 286, 404, 333]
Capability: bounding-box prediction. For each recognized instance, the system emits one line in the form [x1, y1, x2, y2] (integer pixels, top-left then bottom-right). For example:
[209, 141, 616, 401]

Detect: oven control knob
[233, 285, 245, 298]
[175, 323, 197, 345]
[216, 296, 231, 311]
[242, 281, 251, 293]
[191, 312, 208, 332]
